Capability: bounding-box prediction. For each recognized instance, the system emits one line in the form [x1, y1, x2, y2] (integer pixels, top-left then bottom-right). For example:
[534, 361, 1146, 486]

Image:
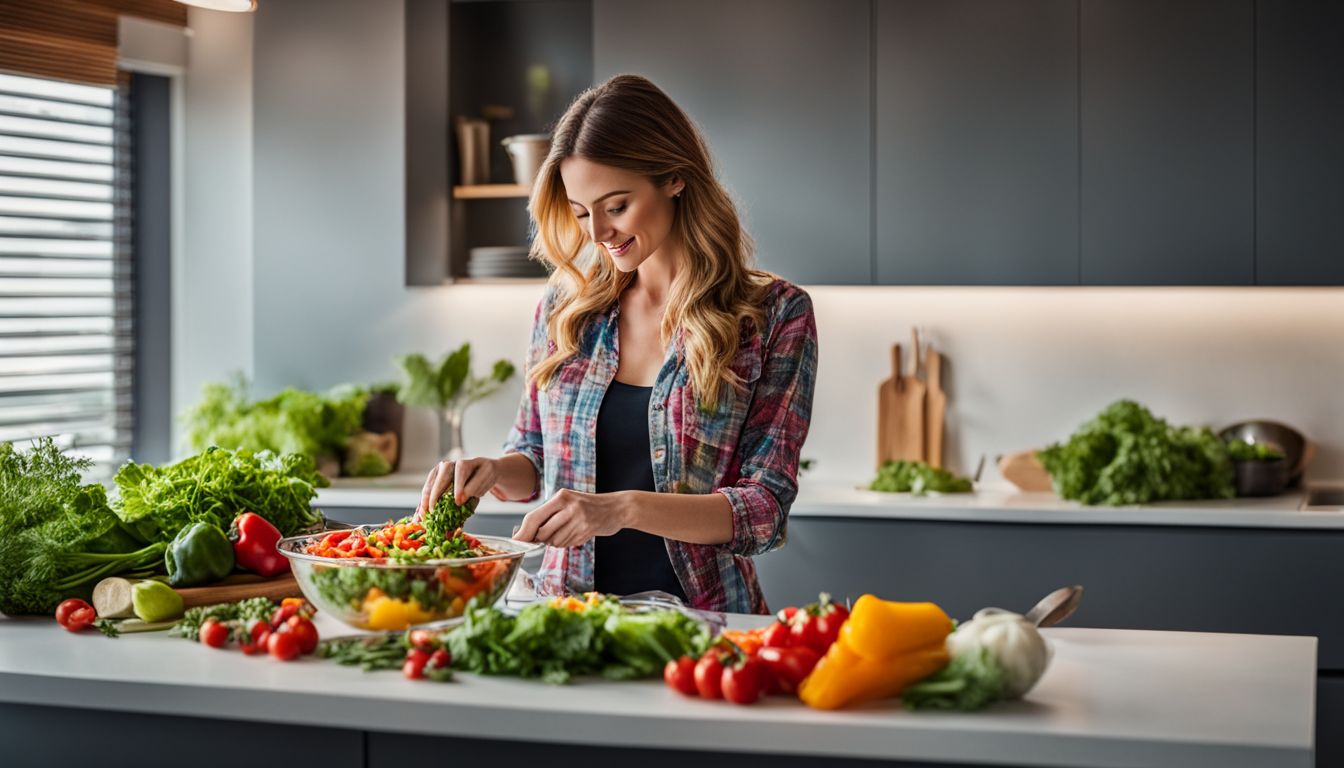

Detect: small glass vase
[437, 406, 465, 461]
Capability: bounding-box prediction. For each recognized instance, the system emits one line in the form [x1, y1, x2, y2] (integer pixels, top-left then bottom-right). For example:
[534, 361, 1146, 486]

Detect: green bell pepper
[165, 521, 235, 587]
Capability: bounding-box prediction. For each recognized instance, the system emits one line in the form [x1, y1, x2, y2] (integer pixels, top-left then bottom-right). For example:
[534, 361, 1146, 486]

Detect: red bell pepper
[230, 512, 289, 576]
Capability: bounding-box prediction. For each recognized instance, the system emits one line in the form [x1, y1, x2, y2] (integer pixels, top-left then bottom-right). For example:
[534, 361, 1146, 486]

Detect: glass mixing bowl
[277, 528, 541, 631]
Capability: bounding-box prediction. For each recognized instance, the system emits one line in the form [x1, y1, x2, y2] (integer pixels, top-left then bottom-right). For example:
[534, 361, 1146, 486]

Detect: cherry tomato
[721, 658, 768, 705]
[428, 648, 451, 669]
[269, 602, 299, 628]
[777, 606, 799, 623]
[663, 655, 699, 697]
[760, 620, 790, 648]
[694, 653, 725, 699]
[199, 619, 229, 649]
[55, 598, 96, 633]
[756, 645, 821, 693]
[789, 614, 826, 652]
[408, 629, 436, 651]
[284, 615, 320, 655]
[267, 630, 301, 661]
[240, 620, 271, 655]
[403, 648, 430, 680]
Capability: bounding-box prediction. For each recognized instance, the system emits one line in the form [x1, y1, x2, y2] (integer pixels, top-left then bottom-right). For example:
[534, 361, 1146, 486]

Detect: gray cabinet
[1255, 1, 1344, 286]
[1079, 0, 1254, 285]
[592, 0, 872, 285]
[875, 0, 1080, 285]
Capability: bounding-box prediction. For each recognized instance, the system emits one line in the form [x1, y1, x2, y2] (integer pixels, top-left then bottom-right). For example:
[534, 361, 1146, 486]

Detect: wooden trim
[0, 0, 187, 87]
[452, 184, 531, 199]
[82, 0, 188, 27]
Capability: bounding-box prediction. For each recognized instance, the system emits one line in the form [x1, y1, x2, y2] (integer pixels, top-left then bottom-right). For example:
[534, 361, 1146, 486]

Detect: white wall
[179, 0, 1344, 488]
[177, 8, 255, 453]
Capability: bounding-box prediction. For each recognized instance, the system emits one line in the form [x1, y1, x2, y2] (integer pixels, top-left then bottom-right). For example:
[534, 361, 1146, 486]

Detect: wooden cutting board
[175, 572, 304, 609]
[925, 347, 947, 469]
[876, 341, 926, 467]
[998, 449, 1054, 492]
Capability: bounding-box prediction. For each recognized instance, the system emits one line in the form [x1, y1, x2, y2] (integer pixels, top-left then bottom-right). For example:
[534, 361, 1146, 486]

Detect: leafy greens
[1037, 399, 1234, 506]
[869, 460, 973, 494]
[0, 439, 163, 615]
[113, 446, 327, 544]
[182, 373, 368, 460]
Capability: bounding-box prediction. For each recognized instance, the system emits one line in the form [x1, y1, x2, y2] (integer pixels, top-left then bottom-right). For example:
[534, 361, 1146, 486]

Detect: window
[0, 72, 132, 471]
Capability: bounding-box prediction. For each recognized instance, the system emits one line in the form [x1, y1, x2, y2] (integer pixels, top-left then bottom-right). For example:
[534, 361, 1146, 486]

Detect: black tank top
[593, 380, 688, 601]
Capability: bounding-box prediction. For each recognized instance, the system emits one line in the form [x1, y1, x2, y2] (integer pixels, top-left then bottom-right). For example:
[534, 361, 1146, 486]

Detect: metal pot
[501, 134, 550, 187]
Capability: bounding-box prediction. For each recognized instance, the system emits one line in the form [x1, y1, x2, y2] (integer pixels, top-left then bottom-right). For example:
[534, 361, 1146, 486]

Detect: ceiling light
[174, 0, 258, 11]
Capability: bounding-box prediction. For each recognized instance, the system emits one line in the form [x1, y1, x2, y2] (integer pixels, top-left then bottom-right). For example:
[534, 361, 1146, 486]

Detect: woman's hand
[415, 457, 505, 519]
[513, 489, 631, 549]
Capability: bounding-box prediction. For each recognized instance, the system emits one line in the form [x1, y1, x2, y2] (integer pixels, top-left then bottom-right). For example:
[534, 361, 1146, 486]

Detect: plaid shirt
[503, 278, 818, 614]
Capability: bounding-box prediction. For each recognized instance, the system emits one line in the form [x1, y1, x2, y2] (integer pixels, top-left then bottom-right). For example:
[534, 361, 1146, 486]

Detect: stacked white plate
[467, 246, 546, 278]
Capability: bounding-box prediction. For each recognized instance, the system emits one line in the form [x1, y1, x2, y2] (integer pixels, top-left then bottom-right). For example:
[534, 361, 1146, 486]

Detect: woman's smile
[604, 236, 635, 256]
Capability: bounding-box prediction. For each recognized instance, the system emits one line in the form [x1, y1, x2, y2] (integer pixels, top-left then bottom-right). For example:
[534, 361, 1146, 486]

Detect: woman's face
[560, 156, 682, 272]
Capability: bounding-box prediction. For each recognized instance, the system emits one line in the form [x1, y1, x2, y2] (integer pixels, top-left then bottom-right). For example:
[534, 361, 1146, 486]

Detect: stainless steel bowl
[1219, 420, 1309, 487]
[277, 529, 541, 631]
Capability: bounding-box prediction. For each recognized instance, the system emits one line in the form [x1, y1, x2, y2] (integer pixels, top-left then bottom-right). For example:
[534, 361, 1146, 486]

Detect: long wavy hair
[527, 74, 774, 405]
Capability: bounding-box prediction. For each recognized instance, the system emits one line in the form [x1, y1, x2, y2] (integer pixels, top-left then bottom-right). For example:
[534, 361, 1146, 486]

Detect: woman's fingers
[534, 507, 571, 544]
[427, 460, 455, 513]
[548, 518, 584, 549]
[417, 463, 442, 519]
[454, 459, 491, 504]
[514, 497, 560, 542]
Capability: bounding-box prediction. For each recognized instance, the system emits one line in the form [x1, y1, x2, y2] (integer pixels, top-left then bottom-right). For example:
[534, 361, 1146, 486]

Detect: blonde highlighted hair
[528, 74, 773, 405]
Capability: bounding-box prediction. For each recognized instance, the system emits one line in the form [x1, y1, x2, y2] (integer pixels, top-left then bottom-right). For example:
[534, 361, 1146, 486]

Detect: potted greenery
[396, 343, 516, 461]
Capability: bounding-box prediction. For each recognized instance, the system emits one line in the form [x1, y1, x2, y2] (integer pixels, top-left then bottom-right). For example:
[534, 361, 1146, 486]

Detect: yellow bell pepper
[798, 595, 953, 710]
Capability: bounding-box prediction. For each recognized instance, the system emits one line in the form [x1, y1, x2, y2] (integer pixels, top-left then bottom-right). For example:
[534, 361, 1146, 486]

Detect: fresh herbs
[318, 633, 409, 671]
[445, 595, 711, 684]
[0, 439, 165, 615]
[1037, 400, 1235, 506]
[171, 596, 276, 640]
[869, 460, 973, 495]
[113, 446, 326, 544]
[422, 490, 477, 546]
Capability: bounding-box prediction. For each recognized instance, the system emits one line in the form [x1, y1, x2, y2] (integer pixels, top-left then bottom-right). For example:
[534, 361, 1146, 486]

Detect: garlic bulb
[947, 608, 1051, 698]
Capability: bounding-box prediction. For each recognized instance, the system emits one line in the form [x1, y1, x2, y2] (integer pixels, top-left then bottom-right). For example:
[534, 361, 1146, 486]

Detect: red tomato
[199, 619, 229, 649]
[408, 629, 436, 651]
[789, 614, 826, 652]
[240, 620, 270, 655]
[693, 653, 725, 699]
[663, 655, 699, 697]
[777, 606, 799, 623]
[403, 648, 430, 680]
[284, 615, 320, 655]
[267, 630, 301, 661]
[756, 645, 821, 694]
[721, 658, 768, 705]
[760, 621, 791, 648]
[55, 598, 96, 633]
[813, 611, 844, 650]
[269, 602, 299, 629]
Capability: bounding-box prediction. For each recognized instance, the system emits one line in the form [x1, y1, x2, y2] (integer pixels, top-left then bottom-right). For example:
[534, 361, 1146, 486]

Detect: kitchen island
[0, 612, 1317, 768]
[314, 475, 1344, 767]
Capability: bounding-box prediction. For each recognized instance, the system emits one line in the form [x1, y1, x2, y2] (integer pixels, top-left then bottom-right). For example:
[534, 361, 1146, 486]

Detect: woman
[417, 75, 817, 614]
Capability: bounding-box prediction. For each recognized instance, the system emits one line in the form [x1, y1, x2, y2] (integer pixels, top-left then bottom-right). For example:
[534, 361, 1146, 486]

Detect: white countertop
[315, 473, 1344, 530]
[0, 614, 1316, 768]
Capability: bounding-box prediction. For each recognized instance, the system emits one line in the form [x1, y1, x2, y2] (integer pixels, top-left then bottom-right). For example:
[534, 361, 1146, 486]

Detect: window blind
[0, 71, 132, 471]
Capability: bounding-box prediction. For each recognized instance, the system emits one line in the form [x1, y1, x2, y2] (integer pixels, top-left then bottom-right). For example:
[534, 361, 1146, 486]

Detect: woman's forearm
[621, 490, 734, 546]
[494, 452, 540, 501]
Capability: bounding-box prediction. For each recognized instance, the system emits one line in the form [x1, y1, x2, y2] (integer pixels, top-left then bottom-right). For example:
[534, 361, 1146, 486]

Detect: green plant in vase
[396, 343, 516, 461]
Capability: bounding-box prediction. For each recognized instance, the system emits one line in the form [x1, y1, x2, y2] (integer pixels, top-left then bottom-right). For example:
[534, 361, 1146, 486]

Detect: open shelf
[453, 184, 530, 199]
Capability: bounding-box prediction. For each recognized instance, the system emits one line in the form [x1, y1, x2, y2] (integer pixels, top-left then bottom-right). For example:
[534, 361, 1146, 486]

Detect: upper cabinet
[875, 0, 1079, 285]
[1079, 0, 1254, 285]
[592, 0, 873, 285]
[1255, 1, 1344, 286]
